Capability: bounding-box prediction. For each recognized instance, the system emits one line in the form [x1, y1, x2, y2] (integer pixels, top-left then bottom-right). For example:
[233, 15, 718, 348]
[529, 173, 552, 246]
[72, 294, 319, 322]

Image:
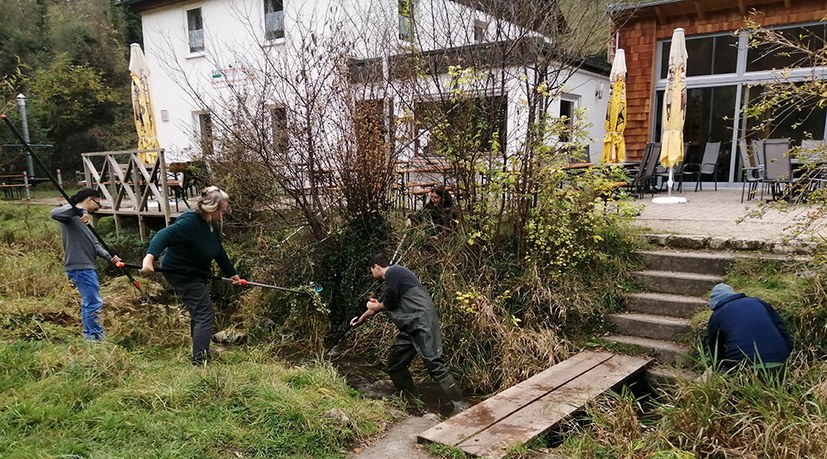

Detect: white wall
[137, 0, 608, 162]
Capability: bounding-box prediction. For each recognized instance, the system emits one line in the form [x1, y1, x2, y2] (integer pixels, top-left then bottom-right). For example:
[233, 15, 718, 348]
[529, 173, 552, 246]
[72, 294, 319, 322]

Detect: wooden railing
[80, 148, 172, 227]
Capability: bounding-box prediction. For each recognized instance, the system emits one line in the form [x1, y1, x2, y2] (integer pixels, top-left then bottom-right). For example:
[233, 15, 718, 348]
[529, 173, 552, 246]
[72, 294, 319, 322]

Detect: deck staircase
[604, 249, 734, 368]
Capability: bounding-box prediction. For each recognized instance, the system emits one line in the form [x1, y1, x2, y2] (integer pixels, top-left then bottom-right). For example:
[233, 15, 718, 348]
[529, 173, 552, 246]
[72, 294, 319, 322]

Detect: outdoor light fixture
[595, 82, 604, 100]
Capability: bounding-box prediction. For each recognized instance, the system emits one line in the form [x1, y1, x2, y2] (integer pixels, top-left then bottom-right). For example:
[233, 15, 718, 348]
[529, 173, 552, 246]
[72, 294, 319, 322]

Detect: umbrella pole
[667, 168, 674, 198]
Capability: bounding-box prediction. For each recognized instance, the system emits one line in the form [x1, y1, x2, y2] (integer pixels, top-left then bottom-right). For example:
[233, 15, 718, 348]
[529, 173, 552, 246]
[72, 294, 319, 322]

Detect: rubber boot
[438, 374, 470, 416]
[388, 369, 419, 397]
[389, 369, 426, 415]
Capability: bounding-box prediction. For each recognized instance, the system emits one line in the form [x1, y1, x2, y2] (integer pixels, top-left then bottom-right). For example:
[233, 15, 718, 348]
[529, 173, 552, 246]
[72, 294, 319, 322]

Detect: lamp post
[17, 94, 35, 179]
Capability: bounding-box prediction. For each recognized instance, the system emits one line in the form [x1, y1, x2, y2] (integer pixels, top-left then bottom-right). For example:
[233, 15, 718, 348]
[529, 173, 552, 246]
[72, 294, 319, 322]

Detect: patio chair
[795, 140, 827, 199]
[761, 138, 795, 201]
[682, 141, 721, 191]
[799, 139, 826, 163]
[739, 140, 763, 203]
[628, 143, 660, 198]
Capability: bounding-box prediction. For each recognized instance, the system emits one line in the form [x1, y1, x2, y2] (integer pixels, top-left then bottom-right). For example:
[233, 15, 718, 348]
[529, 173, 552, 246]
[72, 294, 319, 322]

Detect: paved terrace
[631, 186, 826, 244]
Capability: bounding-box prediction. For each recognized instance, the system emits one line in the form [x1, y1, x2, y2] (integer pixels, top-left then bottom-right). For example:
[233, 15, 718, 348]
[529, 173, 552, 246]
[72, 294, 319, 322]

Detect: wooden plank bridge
[418, 351, 652, 458]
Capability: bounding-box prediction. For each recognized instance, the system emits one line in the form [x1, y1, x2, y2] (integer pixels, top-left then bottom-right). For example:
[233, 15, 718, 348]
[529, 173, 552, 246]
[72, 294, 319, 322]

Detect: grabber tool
[116, 262, 322, 295]
[1, 114, 148, 302]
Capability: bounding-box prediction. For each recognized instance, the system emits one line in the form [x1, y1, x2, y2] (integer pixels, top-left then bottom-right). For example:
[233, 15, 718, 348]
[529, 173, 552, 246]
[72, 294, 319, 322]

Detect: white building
[119, 0, 610, 163]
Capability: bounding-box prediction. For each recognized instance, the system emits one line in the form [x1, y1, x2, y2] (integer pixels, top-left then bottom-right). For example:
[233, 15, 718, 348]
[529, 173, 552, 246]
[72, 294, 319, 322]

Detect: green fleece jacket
[146, 210, 236, 282]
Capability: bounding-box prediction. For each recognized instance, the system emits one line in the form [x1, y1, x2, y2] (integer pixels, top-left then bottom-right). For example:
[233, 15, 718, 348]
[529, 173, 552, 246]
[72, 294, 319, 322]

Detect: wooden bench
[418, 351, 651, 458]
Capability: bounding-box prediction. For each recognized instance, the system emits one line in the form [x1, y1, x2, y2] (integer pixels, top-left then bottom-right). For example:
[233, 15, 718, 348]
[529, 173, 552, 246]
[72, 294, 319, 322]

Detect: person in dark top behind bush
[350, 254, 470, 415]
[707, 283, 793, 376]
[405, 184, 458, 229]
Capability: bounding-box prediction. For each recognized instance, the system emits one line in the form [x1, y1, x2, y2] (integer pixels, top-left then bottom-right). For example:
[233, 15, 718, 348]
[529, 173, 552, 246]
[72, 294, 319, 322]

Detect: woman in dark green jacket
[141, 186, 241, 365]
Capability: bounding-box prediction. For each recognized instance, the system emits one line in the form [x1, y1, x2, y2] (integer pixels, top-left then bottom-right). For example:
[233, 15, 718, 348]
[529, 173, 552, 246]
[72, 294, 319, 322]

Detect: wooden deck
[418, 351, 652, 458]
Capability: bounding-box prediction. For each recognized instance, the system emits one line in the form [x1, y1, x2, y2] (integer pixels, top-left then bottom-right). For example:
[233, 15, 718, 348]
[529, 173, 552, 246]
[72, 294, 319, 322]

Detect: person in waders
[141, 186, 241, 365]
[350, 254, 470, 415]
[51, 188, 122, 342]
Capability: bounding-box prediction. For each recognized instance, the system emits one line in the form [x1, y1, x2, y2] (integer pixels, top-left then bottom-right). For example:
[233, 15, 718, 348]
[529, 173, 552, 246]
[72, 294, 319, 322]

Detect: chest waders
[385, 286, 470, 415]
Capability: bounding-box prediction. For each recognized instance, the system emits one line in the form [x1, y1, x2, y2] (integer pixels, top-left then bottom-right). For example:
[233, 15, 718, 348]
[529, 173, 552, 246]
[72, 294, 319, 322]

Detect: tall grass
[0, 342, 394, 458]
[0, 201, 397, 457]
[561, 250, 827, 458]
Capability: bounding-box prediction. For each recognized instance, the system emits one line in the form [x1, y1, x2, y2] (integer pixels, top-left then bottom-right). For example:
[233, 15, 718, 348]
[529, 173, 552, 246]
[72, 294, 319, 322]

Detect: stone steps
[625, 292, 707, 319]
[603, 334, 693, 367]
[607, 312, 690, 341]
[636, 249, 733, 275]
[632, 270, 723, 296]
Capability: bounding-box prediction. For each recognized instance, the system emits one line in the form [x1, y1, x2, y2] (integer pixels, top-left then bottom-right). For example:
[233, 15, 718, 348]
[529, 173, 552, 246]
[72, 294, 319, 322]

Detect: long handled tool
[1, 114, 148, 301]
[324, 303, 366, 357]
[326, 239, 411, 357]
[116, 262, 322, 295]
[324, 298, 379, 356]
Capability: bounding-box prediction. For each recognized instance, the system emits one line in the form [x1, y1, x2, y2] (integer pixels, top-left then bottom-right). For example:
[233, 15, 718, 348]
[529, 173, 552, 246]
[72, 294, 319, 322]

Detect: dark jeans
[167, 278, 214, 365]
[387, 329, 450, 383]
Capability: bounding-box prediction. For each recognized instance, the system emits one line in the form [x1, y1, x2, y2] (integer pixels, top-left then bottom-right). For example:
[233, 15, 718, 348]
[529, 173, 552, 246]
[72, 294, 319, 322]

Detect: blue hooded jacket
[707, 283, 793, 368]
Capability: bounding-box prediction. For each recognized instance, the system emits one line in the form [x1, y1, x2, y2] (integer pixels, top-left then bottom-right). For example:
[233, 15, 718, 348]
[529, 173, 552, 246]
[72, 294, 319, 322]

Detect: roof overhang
[349, 37, 609, 84]
[116, 0, 185, 12]
[608, 0, 788, 23]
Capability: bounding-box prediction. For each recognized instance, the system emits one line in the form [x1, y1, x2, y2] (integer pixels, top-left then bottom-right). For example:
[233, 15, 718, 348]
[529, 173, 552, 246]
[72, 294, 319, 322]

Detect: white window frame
[398, 0, 415, 43]
[264, 0, 285, 42]
[473, 20, 488, 44]
[194, 111, 213, 155]
[186, 7, 205, 56]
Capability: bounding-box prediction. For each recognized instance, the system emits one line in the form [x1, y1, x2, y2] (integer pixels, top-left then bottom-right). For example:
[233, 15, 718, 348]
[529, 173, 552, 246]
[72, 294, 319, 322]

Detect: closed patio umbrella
[601, 49, 627, 163]
[655, 28, 688, 204]
[129, 43, 159, 164]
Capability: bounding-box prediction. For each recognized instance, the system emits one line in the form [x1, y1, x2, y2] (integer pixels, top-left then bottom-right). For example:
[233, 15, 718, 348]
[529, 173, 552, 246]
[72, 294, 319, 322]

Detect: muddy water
[329, 351, 456, 415]
[272, 343, 458, 415]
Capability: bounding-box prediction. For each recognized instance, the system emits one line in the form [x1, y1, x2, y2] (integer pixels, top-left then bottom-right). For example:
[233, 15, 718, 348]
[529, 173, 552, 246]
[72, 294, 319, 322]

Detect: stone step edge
[626, 291, 707, 303]
[633, 270, 724, 281]
[643, 233, 815, 255]
[602, 334, 691, 353]
[608, 312, 690, 327]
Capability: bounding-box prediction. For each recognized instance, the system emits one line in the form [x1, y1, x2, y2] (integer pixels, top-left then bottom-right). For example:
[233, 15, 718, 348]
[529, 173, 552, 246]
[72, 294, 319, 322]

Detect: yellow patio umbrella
[129, 43, 159, 164]
[657, 28, 688, 202]
[601, 49, 627, 163]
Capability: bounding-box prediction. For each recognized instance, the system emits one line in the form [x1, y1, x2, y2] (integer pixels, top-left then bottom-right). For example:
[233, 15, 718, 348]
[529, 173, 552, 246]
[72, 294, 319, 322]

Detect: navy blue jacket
[707, 293, 793, 367]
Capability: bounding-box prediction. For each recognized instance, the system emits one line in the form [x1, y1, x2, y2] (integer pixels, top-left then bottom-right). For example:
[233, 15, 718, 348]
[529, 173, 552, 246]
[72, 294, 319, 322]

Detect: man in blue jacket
[707, 283, 793, 374]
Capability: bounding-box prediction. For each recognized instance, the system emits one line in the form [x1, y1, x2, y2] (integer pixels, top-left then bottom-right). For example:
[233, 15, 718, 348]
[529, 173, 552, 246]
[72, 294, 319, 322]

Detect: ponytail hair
[195, 186, 229, 215]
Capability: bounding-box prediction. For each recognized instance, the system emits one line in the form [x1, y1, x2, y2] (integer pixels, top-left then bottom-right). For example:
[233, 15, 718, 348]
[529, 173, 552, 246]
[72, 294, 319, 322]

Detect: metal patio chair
[682, 141, 721, 191]
[761, 138, 796, 201]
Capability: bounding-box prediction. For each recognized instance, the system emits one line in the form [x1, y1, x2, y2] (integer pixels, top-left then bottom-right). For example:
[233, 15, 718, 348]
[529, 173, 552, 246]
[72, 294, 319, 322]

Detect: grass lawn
[0, 201, 397, 458]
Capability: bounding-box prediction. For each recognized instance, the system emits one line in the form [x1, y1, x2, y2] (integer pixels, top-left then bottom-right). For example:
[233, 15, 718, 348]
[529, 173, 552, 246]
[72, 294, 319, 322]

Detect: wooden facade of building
[610, 0, 827, 176]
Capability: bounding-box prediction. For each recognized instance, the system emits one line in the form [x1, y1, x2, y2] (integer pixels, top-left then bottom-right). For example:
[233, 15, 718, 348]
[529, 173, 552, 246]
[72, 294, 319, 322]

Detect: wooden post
[22, 171, 31, 200]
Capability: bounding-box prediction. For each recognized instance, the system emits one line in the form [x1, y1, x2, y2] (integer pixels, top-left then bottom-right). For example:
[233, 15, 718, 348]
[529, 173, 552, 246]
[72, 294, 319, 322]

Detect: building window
[415, 95, 507, 155]
[187, 8, 205, 53]
[198, 112, 213, 155]
[271, 106, 288, 153]
[399, 0, 414, 42]
[559, 98, 576, 143]
[264, 0, 285, 40]
[659, 34, 737, 79]
[474, 20, 488, 43]
[747, 23, 827, 72]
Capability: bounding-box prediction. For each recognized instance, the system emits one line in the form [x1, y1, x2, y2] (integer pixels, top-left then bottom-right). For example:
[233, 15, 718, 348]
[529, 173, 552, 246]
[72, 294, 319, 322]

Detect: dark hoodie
[707, 283, 793, 369]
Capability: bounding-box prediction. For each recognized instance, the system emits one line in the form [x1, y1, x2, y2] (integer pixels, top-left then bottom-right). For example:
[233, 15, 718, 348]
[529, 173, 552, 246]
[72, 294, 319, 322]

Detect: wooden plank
[418, 351, 615, 447]
[457, 354, 651, 459]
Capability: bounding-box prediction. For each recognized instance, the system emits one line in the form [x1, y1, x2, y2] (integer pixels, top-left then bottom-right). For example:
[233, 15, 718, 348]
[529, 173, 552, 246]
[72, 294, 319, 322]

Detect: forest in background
[0, 0, 141, 176]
